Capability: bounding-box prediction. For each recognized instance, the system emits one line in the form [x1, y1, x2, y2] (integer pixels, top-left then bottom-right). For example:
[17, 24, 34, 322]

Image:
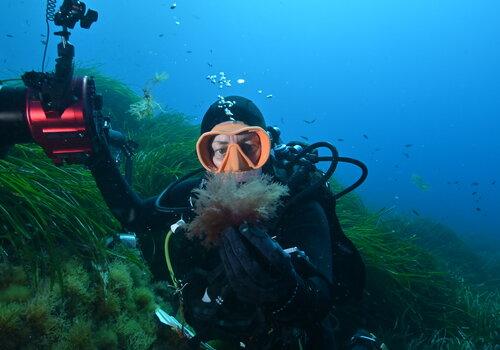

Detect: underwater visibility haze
[0, 0, 499, 349]
[2, 1, 500, 239]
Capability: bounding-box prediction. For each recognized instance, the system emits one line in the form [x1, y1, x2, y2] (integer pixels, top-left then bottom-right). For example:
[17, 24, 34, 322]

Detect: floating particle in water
[186, 50, 192, 54]
[411, 209, 420, 216]
[491, 180, 496, 185]
[257, 89, 263, 94]
[475, 207, 481, 212]
[404, 144, 413, 148]
[158, 33, 164, 37]
[266, 94, 273, 99]
[170, 3, 177, 10]
[300, 135, 309, 141]
[303, 119, 316, 124]
[471, 182, 480, 186]
[175, 20, 180, 25]
[207, 62, 213, 67]
[337, 138, 344, 142]
[394, 195, 400, 200]
[363, 134, 369, 139]
[403, 152, 410, 159]
[472, 191, 478, 195]
[236, 78, 245, 84]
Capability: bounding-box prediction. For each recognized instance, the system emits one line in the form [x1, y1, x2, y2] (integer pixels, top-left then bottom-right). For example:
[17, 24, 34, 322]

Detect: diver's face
[211, 132, 262, 169]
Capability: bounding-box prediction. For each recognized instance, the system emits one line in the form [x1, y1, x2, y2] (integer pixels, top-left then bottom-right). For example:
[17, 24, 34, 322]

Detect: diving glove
[218, 223, 333, 324]
[218, 223, 298, 305]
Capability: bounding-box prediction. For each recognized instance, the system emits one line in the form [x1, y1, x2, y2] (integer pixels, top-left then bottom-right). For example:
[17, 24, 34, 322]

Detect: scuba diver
[0, 1, 384, 348]
[86, 95, 380, 349]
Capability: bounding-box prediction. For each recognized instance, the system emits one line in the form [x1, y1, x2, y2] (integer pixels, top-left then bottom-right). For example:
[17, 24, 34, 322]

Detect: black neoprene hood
[200, 96, 267, 134]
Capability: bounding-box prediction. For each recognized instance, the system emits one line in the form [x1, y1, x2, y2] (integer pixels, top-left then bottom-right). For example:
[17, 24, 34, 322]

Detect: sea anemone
[186, 173, 289, 246]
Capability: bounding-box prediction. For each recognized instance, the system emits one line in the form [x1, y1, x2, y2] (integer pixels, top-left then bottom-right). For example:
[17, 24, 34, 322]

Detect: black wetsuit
[88, 151, 351, 349]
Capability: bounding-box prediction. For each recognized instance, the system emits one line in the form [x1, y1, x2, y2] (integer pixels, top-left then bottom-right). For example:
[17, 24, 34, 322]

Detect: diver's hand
[218, 223, 299, 306]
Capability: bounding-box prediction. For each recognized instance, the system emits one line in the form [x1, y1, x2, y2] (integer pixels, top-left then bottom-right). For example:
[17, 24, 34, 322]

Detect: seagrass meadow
[0, 70, 497, 349]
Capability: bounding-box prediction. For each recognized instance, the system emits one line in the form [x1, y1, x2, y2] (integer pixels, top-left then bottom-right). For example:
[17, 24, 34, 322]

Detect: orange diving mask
[196, 121, 271, 173]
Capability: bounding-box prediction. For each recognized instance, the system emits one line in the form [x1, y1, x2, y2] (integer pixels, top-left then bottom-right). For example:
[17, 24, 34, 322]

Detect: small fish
[475, 207, 481, 212]
[471, 182, 480, 186]
[472, 191, 477, 195]
[6, 34, 14, 38]
[374, 147, 381, 152]
[280, 116, 285, 124]
[40, 34, 46, 37]
[186, 50, 192, 54]
[170, 3, 177, 9]
[404, 144, 413, 148]
[411, 209, 420, 216]
[303, 119, 316, 124]
[300, 136, 309, 141]
[491, 180, 496, 185]
[453, 181, 460, 184]
[403, 152, 410, 159]
[337, 138, 344, 142]
[207, 62, 213, 67]
[363, 134, 369, 139]
[158, 33, 164, 37]
[411, 173, 430, 191]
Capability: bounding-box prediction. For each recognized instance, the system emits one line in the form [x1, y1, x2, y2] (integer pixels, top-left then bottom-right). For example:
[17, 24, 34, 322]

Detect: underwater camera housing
[0, 77, 106, 165]
[0, 0, 108, 165]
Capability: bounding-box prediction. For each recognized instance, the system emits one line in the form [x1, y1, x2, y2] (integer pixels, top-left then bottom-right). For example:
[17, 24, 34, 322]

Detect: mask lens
[235, 131, 262, 163]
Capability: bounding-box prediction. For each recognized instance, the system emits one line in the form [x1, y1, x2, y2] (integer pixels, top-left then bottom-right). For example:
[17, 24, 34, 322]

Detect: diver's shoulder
[156, 176, 203, 208]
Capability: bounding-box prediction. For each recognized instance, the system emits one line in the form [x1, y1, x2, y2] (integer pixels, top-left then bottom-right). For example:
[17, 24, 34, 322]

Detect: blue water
[1, 0, 499, 242]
